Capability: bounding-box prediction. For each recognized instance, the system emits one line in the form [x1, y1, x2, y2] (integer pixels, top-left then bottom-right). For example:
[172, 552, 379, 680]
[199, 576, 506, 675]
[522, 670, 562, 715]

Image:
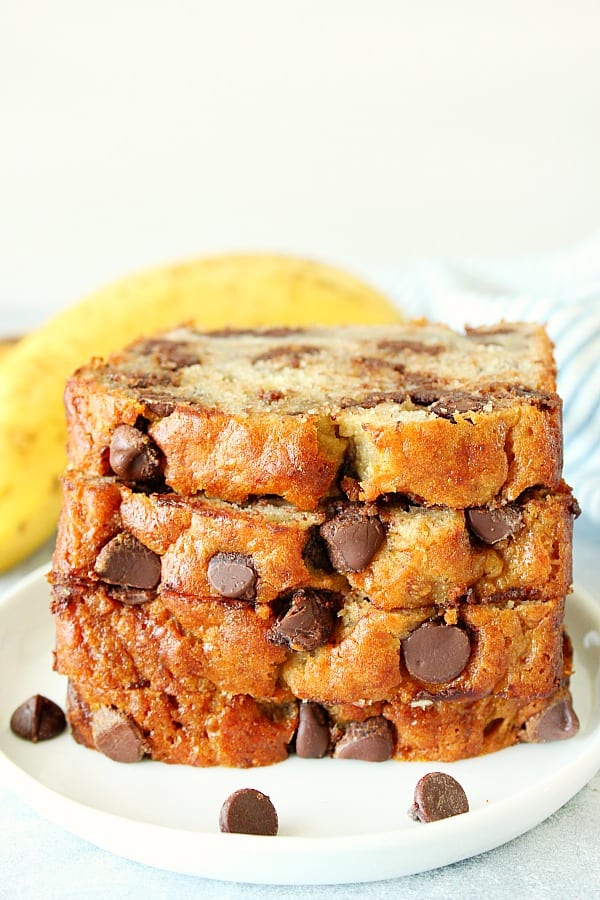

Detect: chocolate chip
[429, 392, 488, 418]
[339, 390, 409, 409]
[219, 788, 278, 835]
[402, 622, 471, 684]
[10, 695, 66, 742]
[91, 707, 147, 763]
[409, 772, 469, 822]
[569, 496, 582, 519]
[137, 339, 200, 369]
[466, 506, 524, 544]
[334, 716, 394, 761]
[510, 386, 560, 411]
[296, 702, 330, 758]
[270, 589, 336, 651]
[520, 698, 580, 743]
[408, 387, 443, 407]
[319, 507, 385, 572]
[109, 424, 162, 481]
[141, 397, 176, 418]
[95, 533, 161, 589]
[207, 552, 257, 600]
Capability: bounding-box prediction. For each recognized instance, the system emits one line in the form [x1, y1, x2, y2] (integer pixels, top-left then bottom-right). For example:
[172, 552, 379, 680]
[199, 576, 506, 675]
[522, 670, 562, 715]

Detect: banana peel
[0, 253, 401, 571]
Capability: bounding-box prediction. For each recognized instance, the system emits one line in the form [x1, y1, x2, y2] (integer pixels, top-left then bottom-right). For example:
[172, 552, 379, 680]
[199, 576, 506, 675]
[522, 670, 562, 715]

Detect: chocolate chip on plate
[91, 707, 147, 763]
[270, 589, 336, 651]
[520, 697, 580, 744]
[320, 507, 385, 572]
[94, 532, 161, 589]
[296, 702, 330, 758]
[466, 505, 523, 544]
[109, 424, 162, 481]
[207, 552, 257, 600]
[10, 695, 66, 742]
[219, 788, 278, 835]
[333, 716, 394, 762]
[402, 622, 471, 684]
[409, 772, 469, 822]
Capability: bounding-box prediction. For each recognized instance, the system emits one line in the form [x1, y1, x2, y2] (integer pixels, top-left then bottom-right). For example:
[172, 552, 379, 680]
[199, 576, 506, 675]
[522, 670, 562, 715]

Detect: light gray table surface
[1, 516, 598, 900]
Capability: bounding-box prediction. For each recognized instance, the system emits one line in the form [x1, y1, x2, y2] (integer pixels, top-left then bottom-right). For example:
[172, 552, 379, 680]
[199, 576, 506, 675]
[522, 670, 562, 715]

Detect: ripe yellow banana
[0, 253, 401, 571]
[0, 337, 18, 364]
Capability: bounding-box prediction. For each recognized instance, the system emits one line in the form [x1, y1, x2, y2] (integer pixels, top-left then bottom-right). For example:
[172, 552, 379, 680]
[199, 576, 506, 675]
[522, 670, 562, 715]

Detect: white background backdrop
[2, 0, 600, 333]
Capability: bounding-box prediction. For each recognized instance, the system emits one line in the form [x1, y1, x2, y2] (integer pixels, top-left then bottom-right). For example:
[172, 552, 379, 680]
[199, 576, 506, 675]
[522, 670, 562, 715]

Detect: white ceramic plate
[1, 566, 600, 885]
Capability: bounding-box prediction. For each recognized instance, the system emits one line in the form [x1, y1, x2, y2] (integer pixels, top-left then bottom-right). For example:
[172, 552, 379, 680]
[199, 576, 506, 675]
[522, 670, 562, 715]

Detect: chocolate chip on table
[520, 698, 580, 743]
[109, 423, 162, 481]
[319, 507, 385, 572]
[95, 532, 161, 589]
[270, 589, 336, 651]
[402, 622, 471, 684]
[409, 772, 469, 823]
[219, 788, 278, 835]
[10, 695, 66, 742]
[333, 716, 394, 762]
[207, 552, 257, 600]
[296, 702, 330, 758]
[466, 505, 523, 544]
[91, 707, 147, 763]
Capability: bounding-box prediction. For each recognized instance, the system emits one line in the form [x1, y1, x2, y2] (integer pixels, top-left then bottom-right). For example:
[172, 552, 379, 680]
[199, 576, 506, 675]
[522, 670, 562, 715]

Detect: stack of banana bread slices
[50, 322, 580, 766]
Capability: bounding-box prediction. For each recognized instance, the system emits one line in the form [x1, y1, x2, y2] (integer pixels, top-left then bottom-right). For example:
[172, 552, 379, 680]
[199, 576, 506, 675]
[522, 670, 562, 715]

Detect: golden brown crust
[281, 596, 565, 704]
[66, 680, 297, 768]
[378, 686, 574, 761]
[53, 477, 575, 609]
[151, 409, 344, 510]
[52, 478, 346, 602]
[63, 323, 563, 508]
[356, 484, 574, 608]
[65, 675, 574, 766]
[52, 582, 564, 707]
[338, 399, 563, 506]
[53, 583, 291, 702]
[55, 321, 574, 768]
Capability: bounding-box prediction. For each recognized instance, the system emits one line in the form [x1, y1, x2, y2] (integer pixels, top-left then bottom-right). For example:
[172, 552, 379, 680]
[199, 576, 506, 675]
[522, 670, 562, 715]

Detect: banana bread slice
[64, 674, 577, 767]
[52, 476, 576, 610]
[51, 580, 566, 706]
[65, 679, 297, 768]
[63, 322, 562, 509]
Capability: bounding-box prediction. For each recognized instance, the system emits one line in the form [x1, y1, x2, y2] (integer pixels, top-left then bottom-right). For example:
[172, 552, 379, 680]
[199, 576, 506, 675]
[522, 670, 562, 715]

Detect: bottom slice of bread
[65, 676, 577, 766]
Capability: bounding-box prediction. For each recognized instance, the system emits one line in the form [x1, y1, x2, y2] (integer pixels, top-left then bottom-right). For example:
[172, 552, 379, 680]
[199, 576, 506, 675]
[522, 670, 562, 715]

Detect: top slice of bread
[64, 321, 562, 509]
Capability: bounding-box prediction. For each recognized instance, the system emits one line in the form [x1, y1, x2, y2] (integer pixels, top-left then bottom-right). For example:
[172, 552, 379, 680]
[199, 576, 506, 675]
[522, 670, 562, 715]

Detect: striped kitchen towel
[380, 235, 600, 522]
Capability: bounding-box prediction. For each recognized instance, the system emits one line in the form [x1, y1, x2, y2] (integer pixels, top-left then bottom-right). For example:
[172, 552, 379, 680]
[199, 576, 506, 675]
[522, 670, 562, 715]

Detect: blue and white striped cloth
[381, 235, 600, 522]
